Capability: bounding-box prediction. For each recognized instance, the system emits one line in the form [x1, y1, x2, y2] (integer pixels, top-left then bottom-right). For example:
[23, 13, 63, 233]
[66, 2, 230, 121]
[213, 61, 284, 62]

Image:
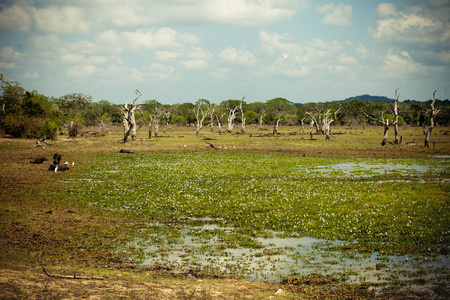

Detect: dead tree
[300, 117, 306, 133]
[119, 89, 142, 143]
[194, 99, 211, 136]
[216, 111, 226, 135]
[148, 113, 154, 139]
[272, 111, 284, 135]
[239, 96, 246, 134]
[393, 89, 400, 145]
[162, 110, 171, 135]
[364, 109, 394, 146]
[305, 111, 320, 134]
[208, 104, 216, 131]
[425, 90, 446, 147]
[97, 118, 109, 133]
[226, 103, 240, 133]
[322, 108, 339, 140]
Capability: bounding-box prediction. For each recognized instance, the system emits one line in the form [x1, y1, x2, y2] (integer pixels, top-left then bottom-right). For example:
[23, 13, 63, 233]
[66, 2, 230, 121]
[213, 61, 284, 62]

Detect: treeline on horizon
[1, 75, 449, 140]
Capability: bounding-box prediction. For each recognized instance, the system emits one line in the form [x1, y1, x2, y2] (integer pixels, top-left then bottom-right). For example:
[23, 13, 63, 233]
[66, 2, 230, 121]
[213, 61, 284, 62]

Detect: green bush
[39, 119, 60, 140]
[1, 114, 44, 138]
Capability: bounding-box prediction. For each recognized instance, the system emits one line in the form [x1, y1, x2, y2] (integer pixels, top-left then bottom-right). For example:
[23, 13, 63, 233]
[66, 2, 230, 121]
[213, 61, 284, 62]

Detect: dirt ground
[0, 265, 285, 300]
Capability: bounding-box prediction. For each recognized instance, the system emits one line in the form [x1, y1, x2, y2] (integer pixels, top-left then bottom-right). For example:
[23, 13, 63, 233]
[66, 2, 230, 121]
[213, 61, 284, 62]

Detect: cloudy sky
[0, 0, 449, 104]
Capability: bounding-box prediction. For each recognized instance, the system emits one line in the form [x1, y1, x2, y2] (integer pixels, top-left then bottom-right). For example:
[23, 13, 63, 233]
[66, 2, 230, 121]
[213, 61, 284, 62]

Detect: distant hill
[342, 94, 394, 103]
[294, 95, 449, 107]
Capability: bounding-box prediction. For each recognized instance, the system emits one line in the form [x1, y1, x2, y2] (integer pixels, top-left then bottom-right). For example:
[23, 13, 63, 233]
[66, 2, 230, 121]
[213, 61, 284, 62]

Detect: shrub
[40, 119, 60, 140]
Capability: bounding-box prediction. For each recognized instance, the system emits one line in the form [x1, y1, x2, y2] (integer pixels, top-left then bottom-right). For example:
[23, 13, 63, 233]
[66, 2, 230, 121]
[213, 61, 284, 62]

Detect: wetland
[0, 125, 449, 299]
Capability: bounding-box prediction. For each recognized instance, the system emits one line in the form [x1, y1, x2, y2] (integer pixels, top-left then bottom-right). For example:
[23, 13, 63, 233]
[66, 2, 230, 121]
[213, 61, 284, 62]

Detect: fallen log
[42, 267, 104, 280]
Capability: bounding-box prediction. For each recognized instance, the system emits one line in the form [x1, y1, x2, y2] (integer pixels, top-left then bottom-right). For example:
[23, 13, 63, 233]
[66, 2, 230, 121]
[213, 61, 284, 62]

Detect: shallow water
[299, 161, 444, 178]
[138, 223, 449, 292]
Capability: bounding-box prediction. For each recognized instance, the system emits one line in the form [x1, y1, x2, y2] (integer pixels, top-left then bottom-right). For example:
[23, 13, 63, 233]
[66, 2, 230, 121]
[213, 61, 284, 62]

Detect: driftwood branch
[42, 267, 104, 280]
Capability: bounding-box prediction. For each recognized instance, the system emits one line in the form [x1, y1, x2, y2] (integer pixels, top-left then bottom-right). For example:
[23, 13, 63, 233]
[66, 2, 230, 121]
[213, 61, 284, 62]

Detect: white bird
[72, 161, 75, 167]
[64, 161, 69, 165]
[184, 145, 186, 148]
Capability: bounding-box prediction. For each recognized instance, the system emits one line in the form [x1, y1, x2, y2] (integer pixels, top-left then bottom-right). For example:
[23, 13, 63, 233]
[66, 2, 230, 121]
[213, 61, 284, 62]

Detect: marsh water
[137, 221, 449, 293]
[132, 158, 449, 293]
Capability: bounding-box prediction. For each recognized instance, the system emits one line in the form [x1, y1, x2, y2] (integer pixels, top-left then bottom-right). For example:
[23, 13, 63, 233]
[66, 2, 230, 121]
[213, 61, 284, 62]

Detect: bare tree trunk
[194, 101, 210, 136]
[306, 112, 320, 134]
[163, 112, 170, 135]
[119, 90, 142, 143]
[300, 117, 305, 133]
[425, 90, 445, 147]
[322, 109, 334, 140]
[216, 112, 225, 135]
[273, 117, 281, 135]
[122, 116, 130, 141]
[364, 110, 391, 146]
[148, 115, 154, 139]
[154, 120, 160, 137]
[382, 119, 389, 146]
[393, 89, 400, 145]
[258, 110, 266, 130]
[239, 96, 246, 134]
[226, 105, 239, 133]
[131, 111, 137, 140]
[208, 105, 216, 132]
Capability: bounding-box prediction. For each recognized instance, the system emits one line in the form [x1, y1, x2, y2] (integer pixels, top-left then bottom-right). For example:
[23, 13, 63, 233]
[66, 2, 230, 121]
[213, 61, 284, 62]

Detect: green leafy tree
[248, 102, 268, 129]
[266, 98, 297, 134]
[0, 75, 56, 138]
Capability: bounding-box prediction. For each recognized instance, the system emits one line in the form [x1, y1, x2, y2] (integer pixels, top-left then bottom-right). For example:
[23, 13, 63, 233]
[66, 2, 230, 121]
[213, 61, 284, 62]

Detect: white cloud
[370, 3, 449, 46]
[209, 67, 232, 79]
[259, 30, 352, 79]
[0, 4, 31, 32]
[338, 54, 356, 65]
[122, 28, 187, 52]
[0, 3, 90, 34]
[155, 51, 178, 61]
[0, 62, 16, 69]
[381, 49, 434, 78]
[376, 3, 397, 18]
[131, 63, 180, 82]
[30, 35, 61, 50]
[0, 47, 23, 60]
[60, 54, 108, 65]
[66, 65, 97, 77]
[201, 0, 305, 27]
[86, 0, 309, 28]
[22, 71, 39, 79]
[317, 3, 352, 26]
[0, 47, 23, 70]
[218, 47, 255, 65]
[32, 5, 90, 34]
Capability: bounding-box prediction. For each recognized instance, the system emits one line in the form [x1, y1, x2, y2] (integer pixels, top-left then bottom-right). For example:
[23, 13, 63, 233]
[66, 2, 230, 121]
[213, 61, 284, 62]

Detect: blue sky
[0, 0, 449, 104]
